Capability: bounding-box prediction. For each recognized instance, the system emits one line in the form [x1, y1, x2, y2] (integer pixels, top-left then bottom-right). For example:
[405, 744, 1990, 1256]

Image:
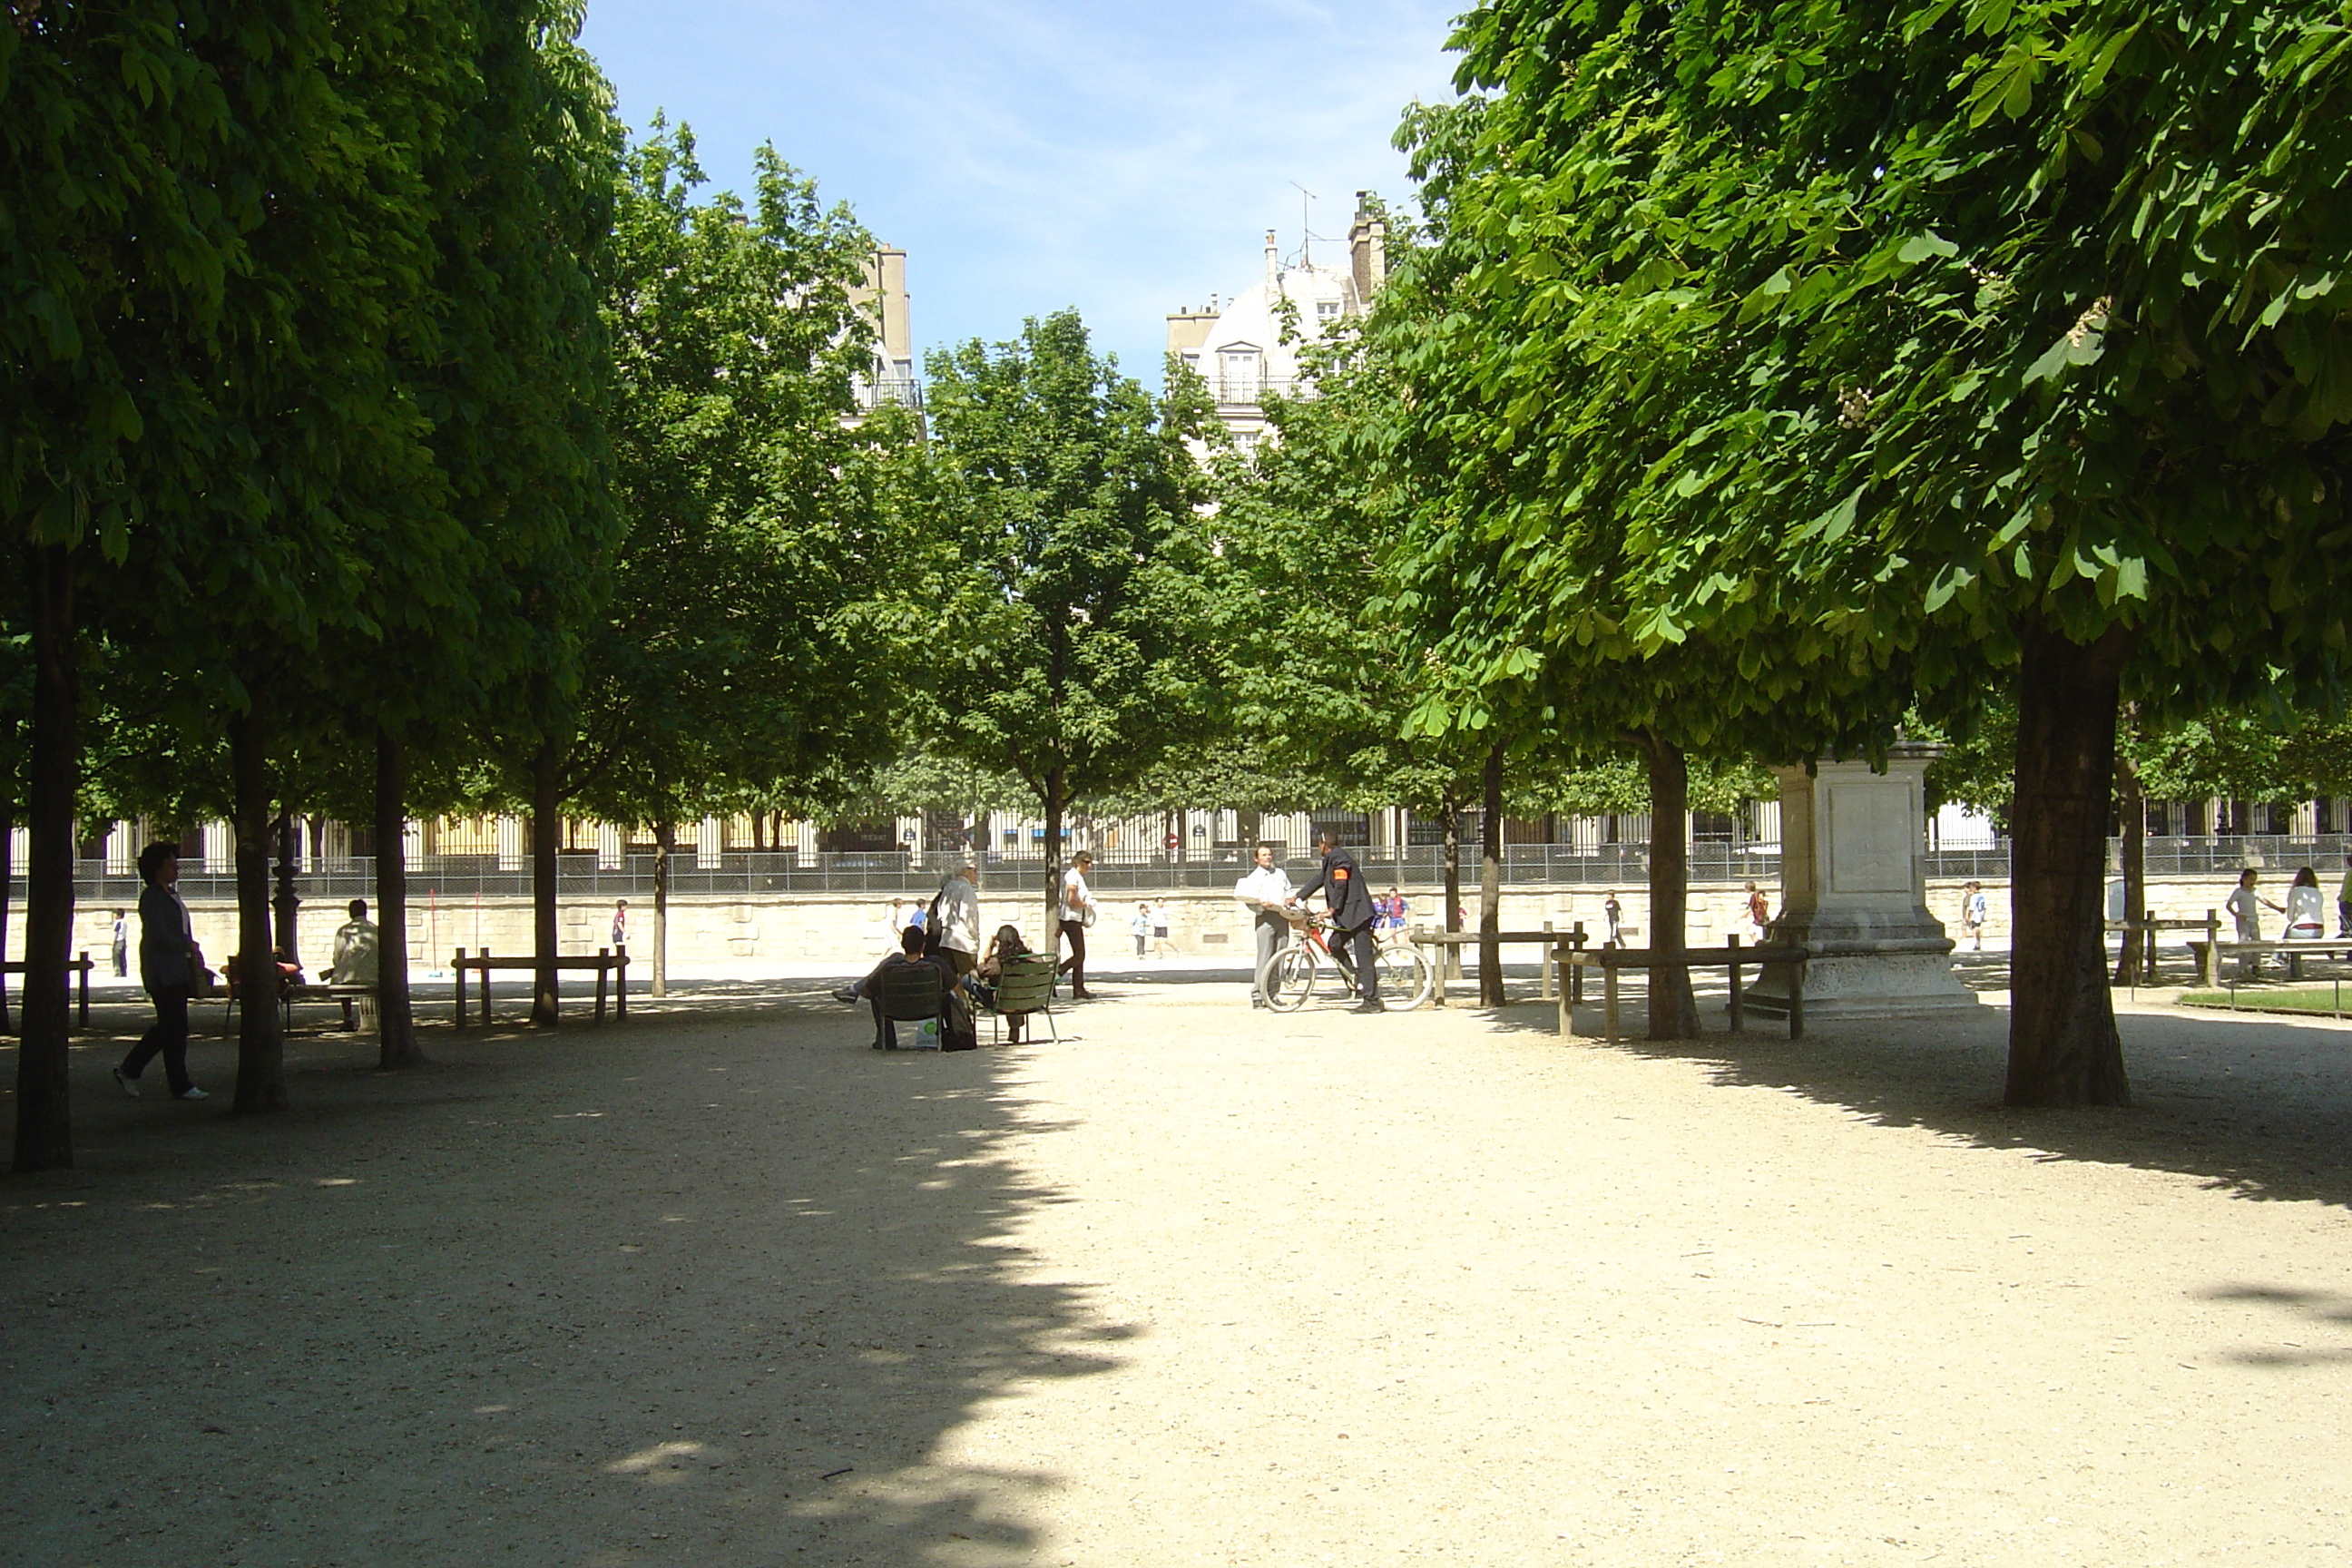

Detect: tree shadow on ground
[1477, 975, 2352, 1215]
[3, 1006, 1120, 1565]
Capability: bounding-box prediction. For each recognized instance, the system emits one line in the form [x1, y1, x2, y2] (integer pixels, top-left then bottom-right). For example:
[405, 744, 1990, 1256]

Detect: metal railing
[850, 375, 922, 411]
[40, 835, 2350, 905]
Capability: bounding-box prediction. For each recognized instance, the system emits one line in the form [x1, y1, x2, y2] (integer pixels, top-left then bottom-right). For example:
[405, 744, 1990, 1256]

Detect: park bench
[0, 952, 95, 1028]
[2171, 909, 2347, 985]
[1561, 939, 1810, 1045]
[451, 946, 629, 1027]
[223, 980, 377, 1035]
[1413, 924, 1590, 1006]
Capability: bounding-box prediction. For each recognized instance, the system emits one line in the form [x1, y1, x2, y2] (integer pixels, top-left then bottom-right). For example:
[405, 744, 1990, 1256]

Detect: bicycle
[1257, 909, 1433, 1012]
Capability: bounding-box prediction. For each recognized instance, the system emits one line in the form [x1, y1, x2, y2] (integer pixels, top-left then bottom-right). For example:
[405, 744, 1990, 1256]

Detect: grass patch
[2180, 985, 2352, 1016]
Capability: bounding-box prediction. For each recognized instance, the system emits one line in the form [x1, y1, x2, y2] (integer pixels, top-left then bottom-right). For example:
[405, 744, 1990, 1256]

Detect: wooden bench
[222, 980, 377, 1035]
[1413, 924, 1588, 1006]
[1561, 940, 1810, 1044]
[0, 953, 94, 1028]
[451, 947, 629, 1027]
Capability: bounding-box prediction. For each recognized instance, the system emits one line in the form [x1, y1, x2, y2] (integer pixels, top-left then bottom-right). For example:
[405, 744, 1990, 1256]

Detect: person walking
[1131, 901, 1152, 958]
[1234, 845, 1296, 1007]
[1295, 828, 1384, 1013]
[109, 908, 128, 978]
[933, 864, 983, 977]
[113, 842, 207, 1101]
[1151, 900, 1174, 958]
[611, 898, 628, 950]
[1743, 881, 1770, 943]
[1057, 851, 1098, 1000]
[1386, 888, 1408, 936]
[1960, 881, 1988, 951]
[1602, 892, 1624, 947]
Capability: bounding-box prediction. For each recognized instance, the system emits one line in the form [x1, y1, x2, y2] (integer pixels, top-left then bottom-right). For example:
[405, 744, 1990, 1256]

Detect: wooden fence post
[481, 946, 495, 1028]
[1727, 933, 1742, 1034]
[2201, 909, 2220, 987]
[595, 947, 610, 1023]
[1541, 919, 1556, 1001]
[1602, 959, 1620, 1046]
[454, 947, 467, 1029]
[1569, 923, 1586, 1004]
[1556, 947, 1574, 1039]
[615, 945, 628, 1019]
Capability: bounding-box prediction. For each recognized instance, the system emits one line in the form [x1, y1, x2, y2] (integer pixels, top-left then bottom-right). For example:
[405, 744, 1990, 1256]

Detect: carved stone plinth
[1745, 742, 1978, 1021]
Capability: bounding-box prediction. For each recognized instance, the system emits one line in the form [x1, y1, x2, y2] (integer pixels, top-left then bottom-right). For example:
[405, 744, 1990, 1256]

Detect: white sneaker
[175, 1086, 208, 1101]
[113, 1068, 140, 1098]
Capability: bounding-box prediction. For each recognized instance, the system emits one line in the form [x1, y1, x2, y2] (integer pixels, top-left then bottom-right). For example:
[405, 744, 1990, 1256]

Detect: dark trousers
[1334, 922, 1378, 1001]
[2339, 898, 2350, 936]
[122, 985, 194, 1093]
[1057, 919, 1088, 993]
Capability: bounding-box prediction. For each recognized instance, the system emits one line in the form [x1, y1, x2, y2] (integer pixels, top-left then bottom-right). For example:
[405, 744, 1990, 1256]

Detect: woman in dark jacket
[114, 842, 207, 1100]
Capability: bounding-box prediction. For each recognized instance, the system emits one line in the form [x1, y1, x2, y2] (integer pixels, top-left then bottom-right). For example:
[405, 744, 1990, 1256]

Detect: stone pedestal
[1746, 742, 1978, 1021]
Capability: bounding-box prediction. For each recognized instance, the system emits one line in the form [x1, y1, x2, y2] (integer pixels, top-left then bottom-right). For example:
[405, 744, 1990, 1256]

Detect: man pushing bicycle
[1293, 826, 1386, 1014]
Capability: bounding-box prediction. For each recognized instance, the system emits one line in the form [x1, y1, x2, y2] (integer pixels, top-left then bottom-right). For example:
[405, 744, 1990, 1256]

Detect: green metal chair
[986, 956, 1058, 1045]
[873, 961, 948, 1048]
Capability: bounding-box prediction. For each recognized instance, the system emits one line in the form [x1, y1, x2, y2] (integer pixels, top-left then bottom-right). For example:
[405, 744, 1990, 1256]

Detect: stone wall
[17, 872, 2312, 974]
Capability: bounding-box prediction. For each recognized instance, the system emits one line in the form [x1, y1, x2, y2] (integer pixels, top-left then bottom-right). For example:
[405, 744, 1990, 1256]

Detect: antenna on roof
[1289, 181, 1317, 267]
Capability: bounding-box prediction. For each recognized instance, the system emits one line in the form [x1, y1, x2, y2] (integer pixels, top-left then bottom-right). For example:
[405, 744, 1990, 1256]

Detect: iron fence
[41, 835, 2350, 906]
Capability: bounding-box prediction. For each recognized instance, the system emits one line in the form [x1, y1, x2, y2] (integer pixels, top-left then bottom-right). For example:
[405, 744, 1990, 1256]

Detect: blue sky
[576, 0, 1467, 387]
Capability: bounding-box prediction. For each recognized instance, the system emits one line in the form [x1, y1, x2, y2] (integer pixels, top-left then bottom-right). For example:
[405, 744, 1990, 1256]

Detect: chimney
[1265, 229, 1279, 288]
[1349, 194, 1387, 302]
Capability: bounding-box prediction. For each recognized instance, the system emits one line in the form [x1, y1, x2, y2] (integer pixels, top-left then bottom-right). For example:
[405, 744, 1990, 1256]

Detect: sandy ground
[5, 963, 2350, 1567]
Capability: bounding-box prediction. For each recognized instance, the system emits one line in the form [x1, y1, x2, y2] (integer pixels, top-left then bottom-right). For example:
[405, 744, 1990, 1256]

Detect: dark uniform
[1298, 841, 1381, 1005]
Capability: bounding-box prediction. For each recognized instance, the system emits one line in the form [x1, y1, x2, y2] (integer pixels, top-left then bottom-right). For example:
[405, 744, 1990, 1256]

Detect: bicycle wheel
[1259, 946, 1318, 1013]
[1374, 945, 1434, 1010]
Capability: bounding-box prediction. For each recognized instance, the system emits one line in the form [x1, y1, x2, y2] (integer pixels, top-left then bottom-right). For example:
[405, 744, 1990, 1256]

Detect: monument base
[1745, 927, 1979, 1021]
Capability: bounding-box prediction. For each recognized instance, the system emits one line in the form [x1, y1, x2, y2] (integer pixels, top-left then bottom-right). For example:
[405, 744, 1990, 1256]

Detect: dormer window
[1218, 348, 1261, 404]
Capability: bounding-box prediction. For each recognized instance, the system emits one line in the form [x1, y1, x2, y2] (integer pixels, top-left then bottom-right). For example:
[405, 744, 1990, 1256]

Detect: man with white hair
[934, 864, 983, 976]
[1233, 843, 1296, 1008]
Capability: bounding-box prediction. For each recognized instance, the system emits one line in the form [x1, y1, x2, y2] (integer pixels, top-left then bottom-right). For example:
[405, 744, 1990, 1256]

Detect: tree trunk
[2007, 619, 2133, 1106]
[652, 819, 673, 998]
[1441, 795, 1463, 980]
[1044, 766, 1066, 951]
[375, 730, 424, 1069]
[2112, 709, 2146, 987]
[230, 709, 288, 1112]
[13, 542, 76, 1170]
[1478, 742, 1505, 1006]
[530, 740, 560, 1025]
[1637, 731, 1700, 1040]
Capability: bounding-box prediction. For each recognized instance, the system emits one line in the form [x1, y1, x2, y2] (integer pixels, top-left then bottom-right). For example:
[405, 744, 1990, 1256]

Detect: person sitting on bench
[838, 926, 946, 1049]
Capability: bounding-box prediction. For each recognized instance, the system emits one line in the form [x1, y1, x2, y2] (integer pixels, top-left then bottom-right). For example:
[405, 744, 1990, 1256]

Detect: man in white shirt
[934, 865, 983, 975]
[1057, 852, 1098, 999]
[1233, 844, 1297, 1009]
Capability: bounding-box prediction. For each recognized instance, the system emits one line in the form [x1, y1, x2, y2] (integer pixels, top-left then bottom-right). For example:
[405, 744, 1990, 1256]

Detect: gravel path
[5, 978, 2349, 1565]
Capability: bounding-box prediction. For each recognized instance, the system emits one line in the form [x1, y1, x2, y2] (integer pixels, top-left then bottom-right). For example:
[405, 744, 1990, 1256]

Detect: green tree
[550, 124, 920, 993]
[923, 310, 1218, 935]
[1401, 0, 2352, 1097]
[2, 0, 485, 1158]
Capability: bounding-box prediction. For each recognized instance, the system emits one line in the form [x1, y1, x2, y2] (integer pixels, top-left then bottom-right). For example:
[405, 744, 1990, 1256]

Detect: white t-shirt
[1061, 867, 1094, 923]
[1234, 864, 1294, 910]
[2285, 884, 2327, 936]
[2227, 886, 2263, 938]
